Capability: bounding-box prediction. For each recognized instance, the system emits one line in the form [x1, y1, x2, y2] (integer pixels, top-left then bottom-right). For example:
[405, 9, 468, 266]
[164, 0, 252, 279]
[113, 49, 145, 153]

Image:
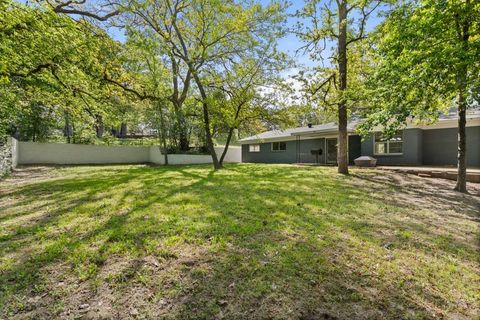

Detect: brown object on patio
[354, 156, 377, 167]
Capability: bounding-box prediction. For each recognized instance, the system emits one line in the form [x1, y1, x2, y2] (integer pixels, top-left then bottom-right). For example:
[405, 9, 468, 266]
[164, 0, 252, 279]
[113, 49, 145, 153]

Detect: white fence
[11, 138, 241, 166]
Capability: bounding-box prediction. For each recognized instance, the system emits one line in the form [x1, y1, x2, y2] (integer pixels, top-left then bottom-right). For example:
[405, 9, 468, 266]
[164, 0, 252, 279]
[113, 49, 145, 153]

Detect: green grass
[0, 164, 478, 319]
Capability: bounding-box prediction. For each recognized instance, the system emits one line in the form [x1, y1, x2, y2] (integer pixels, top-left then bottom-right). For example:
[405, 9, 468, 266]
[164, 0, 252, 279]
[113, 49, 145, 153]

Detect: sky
[106, 2, 312, 64]
[106, 0, 386, 73]
[272, 0, 387, 70]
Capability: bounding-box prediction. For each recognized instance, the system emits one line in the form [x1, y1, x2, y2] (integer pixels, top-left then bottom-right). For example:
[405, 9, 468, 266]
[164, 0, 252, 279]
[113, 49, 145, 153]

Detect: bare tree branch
[346, 1, 381, 45]
[102, 72, 159, 101]
[47, 0, 119, 21]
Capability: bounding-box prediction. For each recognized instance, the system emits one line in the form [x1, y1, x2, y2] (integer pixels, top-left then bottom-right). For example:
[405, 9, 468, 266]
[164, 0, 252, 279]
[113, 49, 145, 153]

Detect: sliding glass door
[326, 138, 337, 164]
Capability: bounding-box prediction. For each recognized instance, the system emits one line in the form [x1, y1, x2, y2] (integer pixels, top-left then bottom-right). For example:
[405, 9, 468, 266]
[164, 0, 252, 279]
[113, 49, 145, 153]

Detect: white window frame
[271, 141, 287, 152]
[249, 144, 260, 153]
[373, 131, 403, 156]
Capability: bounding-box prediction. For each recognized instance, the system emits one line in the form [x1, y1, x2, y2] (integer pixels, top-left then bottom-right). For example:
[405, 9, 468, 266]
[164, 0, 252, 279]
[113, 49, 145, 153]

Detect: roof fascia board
[239, 133, 357, 144]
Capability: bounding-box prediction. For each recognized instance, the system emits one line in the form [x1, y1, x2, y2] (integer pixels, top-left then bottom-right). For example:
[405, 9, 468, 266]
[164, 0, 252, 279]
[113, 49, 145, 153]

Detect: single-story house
[239, 113, 480, 166]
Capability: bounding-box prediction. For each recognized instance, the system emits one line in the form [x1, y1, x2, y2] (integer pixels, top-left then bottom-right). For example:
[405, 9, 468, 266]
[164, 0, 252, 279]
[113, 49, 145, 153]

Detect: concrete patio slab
[377, 166, 480, 183]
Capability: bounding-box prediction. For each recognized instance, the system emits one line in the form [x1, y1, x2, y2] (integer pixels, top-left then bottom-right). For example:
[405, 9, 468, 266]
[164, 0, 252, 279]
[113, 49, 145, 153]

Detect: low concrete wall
[149, 147, 212, 165]
[149, 146, 241, 165]
[219, 146, 241, 163]
[11, 137, 18, 168]
[18, 142, 150, 165]
[16, 141, 241, 166]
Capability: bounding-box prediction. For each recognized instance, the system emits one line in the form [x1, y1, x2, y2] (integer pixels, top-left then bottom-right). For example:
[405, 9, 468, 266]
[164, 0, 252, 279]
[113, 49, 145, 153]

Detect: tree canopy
[0, 1, 127, 141]
[358, 0, 480, 191]
[1, 0, 478, 183]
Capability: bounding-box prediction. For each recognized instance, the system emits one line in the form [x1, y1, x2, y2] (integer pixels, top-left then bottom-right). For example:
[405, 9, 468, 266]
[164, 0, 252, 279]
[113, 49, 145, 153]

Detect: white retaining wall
[11, 137, 18, 168]
[149, 147, 212, 165]
[18, 141, 150, 165]
[218, 146, 241, 163]
[150, 146, 242, 165]
[15, 139, 241, 165]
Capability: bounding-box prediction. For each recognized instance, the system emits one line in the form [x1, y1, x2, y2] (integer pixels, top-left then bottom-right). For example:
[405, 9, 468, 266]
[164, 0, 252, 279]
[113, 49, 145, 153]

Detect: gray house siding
[361, 128, 423, 165]
[348, 135, 362, 165]
[297, 138, 326, 163]
[241, 140, 297, 163]
[422, 126, 480, 166]
[241, 125, 480, 166]
[241, 136, 363, 164]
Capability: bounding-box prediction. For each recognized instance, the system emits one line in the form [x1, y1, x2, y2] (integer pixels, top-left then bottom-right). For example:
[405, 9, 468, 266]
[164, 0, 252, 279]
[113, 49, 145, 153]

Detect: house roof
[239, 122, 358, 144]
[238, 111, 480, 144]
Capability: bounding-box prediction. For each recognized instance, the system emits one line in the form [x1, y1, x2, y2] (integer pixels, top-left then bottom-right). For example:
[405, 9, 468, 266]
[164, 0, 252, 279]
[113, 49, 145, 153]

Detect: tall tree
[0, 0, 126, 141]
[169, 54, 192, 152]
[297, 0, 383, 174]
[119, 0, 286, 169]
[209, 49, 289, 166]
[359, 0, 480, 192]
[103, 30, 173, 163]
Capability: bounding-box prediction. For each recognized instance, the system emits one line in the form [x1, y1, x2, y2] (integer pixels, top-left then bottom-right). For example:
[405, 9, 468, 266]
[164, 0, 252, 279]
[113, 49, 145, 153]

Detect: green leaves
[360, 0, 480, 134]
[0, 1, 130, 139]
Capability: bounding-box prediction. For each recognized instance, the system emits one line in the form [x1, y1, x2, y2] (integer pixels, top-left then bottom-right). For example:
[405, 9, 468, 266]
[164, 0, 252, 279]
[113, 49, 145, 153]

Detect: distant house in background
[239, 113, 480, 167]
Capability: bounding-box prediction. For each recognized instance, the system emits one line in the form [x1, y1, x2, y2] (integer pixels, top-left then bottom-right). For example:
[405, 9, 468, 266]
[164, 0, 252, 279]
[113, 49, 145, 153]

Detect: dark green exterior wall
[422, 126, 480, 166]
[241, 135, 362, 164]
[360, 126, 480, 166]
[361, 129, 423, 165]
[241, 140, 298, 163]
[241, 126, 480, 166]
[348, 135, 362, 164]
[297, 138, 326, 163]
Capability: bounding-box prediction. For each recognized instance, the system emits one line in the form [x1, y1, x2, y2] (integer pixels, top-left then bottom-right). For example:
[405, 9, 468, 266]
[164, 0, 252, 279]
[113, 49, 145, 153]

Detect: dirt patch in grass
[0, 164, 478, 319]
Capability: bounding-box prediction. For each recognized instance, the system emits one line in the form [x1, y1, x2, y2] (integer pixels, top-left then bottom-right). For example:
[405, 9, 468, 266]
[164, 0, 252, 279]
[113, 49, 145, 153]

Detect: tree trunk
[172, 101, 189, 151]
[119, 122, 128, 138]
[454, 3, 470, 193]
[219, 127, 234, 166]
[192, 73, 222, 169]
[219, 101, 243, 166]
[454, 89, 467, 192]
[63, 111, 73, 143]
[72, 121, 76, 144]
[170, 56, 191, 152]
[11, 126, 20, 140]
[337, 0, 349, 174]
[178, 118, 189, 151]
[95, 114, 104, 138]
[157, 102, 168, 165]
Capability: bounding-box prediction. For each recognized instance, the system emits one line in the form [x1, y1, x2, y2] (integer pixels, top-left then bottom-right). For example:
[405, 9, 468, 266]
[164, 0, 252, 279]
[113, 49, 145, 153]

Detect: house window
[272, 141, 287, 151]
[374, 131, 403, 155]
[249, 144, 260, 152]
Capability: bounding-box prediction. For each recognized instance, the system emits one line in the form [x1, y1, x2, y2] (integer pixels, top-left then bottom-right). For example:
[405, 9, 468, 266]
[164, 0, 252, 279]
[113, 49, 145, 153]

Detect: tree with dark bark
[297, 0, 384, 174]
[0, 0, 127, 141]
[103, 31, 173, 163]
[209, 50, 289, 166]
[119, 0, 286, 169]
[169, 55, 192, 152]
[358, 0, 480, 193]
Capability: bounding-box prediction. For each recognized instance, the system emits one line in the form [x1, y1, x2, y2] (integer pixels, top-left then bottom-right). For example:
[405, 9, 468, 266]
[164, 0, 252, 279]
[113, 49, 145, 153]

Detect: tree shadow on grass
[0, 165, 217, 304]
[166, 167, 478, 319]
[349, 171, 480, 217]
[0, 164, 478, 319]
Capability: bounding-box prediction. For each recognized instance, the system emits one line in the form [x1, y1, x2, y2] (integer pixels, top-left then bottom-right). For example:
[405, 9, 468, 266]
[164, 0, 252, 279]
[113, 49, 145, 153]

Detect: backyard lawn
[0, 164, 479, 319]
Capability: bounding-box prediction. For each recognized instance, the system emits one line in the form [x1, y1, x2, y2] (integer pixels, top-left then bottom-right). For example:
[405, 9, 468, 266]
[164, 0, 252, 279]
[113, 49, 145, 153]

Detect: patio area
[378, 166, 480, 183]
